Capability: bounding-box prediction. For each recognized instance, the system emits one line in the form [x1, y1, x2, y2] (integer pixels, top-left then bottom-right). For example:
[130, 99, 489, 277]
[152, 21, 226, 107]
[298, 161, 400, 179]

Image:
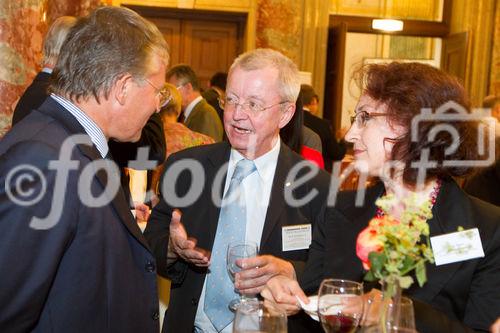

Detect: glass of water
[226, 241, 258, 311]
[232, 299, 287, 333]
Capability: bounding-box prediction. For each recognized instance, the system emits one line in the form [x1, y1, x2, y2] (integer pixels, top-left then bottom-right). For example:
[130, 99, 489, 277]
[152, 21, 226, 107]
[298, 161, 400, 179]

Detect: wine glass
[226, 241, 258, 311]
[358, 296, 417, 333]
[384, 296, 416, 331]
[232, 299, 287, 333]
[318, 279, 364, 333]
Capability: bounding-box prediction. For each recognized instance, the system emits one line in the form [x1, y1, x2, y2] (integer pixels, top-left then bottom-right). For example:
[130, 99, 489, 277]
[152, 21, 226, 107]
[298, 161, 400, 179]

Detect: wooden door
[441, 32, 468, 83]
[324, 22, 347, 133]
[149, 18, 181, 65]
[181, 20, 238, 87]
[128, 6, 245, 90]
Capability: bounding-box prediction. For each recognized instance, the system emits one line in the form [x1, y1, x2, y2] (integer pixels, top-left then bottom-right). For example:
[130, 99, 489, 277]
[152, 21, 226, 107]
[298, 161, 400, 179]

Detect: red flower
[356, 217, 388, 270]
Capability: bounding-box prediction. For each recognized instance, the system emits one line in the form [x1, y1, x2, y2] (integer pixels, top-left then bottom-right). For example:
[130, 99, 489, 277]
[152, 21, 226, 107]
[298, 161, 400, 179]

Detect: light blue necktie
[204, 159, 256, 332]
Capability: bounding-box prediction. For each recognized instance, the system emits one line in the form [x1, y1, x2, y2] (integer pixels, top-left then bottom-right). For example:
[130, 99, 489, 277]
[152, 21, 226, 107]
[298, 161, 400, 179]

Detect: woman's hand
[260, 275, 306, 316]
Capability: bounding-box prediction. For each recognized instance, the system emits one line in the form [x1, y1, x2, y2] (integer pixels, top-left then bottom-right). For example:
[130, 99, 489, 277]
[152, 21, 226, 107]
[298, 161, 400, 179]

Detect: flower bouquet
[356, 193, 435, 298]
[356, 193, 436, 332]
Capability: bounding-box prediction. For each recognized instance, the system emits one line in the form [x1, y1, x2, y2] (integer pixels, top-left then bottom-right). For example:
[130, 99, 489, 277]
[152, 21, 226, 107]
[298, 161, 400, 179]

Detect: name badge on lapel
[282, 224, 312, 251]
[430, 228, 484, 266]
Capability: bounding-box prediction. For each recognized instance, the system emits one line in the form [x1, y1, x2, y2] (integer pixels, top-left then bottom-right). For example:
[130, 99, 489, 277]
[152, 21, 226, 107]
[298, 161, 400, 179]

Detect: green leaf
[415, 260, 427, 287]
[364, 269, 377, 282]
[401, 256, 414, 272]
[368, 252, 387, 273]
[398, 275, 414, 289]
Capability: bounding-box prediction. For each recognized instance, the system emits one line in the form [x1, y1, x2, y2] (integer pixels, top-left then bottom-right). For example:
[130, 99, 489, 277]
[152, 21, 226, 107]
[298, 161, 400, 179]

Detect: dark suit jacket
[0, 98, 160, 332]
[109, 113, 166, 207]
[300, 178, 500, 333]
[464, 159, 500, 206]
[303, 110, 346, 172]
[184, 98, 223, 142]
[201, 88, 224, 124]
[12, 71, 50, 126]
[144, 141, 330, 333]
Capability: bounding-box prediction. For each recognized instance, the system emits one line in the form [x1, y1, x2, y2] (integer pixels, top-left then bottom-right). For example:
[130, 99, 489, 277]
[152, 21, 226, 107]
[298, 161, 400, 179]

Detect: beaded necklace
[375, 178, 442, 218]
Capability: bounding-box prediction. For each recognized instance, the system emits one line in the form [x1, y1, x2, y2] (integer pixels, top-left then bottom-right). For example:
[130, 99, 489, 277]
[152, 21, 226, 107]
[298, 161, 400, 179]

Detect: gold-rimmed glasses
[144, 78, 171, 108]
[218, 95, 289, 115]
[350, 111, 389, 128]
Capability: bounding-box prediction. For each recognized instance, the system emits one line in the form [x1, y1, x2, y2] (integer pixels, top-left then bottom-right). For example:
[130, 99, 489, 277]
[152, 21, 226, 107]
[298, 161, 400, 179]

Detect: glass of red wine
[318, 279, 364, 333]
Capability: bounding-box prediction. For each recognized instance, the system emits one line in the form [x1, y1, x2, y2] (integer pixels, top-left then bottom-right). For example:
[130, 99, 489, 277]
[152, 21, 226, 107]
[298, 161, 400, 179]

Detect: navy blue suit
[0, 98, 160, 332]
[12, 71, 51, 126]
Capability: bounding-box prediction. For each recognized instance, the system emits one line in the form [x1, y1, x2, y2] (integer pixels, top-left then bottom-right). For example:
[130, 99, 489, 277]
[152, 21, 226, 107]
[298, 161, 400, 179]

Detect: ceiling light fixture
[372, 19, 404, 32]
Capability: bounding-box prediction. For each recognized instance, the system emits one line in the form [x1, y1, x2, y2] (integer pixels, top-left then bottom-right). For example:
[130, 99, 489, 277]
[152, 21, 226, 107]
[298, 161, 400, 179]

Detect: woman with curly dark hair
[261, 62, 500, 333]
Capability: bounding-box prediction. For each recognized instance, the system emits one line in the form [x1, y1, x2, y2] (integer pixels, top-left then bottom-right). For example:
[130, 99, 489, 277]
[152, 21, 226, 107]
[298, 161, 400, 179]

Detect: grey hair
[42, 16, 78, 67]
[166, 64, 201, 91]
[228, 48, 300, 103]
[50, 6, 169, 104]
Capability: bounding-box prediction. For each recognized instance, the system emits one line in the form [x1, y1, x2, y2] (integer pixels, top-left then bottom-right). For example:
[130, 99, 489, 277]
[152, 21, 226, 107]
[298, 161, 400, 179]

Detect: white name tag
[282, 224, 312, 251]
[430, 228, 484, 266]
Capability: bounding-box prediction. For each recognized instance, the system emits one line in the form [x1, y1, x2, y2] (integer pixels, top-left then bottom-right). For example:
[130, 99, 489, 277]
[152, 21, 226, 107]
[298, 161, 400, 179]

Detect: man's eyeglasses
[350, 110, 388, 128]
[176, 82, 187, 90]
[144, 78, 171, 108]
[218, 95, 289, 115]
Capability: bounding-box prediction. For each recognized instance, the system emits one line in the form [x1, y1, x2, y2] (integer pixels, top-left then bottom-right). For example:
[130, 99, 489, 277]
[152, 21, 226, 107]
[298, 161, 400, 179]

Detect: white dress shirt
[194, 139, 281, 333]
[184, 95, 203, 121]
[50, 94, 108, 158]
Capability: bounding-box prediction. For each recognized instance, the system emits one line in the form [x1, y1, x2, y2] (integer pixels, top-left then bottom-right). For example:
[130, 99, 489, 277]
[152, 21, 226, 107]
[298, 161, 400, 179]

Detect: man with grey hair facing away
[0, 7, 169, 332]
[12, 15, 168, 210]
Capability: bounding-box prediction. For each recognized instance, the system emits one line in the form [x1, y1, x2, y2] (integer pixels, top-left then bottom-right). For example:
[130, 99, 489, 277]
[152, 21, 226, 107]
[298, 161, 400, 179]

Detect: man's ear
[113, 74, 134, 106]
[278, 103, 296, 129]
[184, 82, 195, 94]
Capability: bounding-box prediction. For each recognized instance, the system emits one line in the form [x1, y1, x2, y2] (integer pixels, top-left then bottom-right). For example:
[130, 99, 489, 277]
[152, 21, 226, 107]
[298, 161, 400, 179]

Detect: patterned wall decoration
[0, 0, 48, 138]
[0, 0, 104, 138]
[490, 2, 500, 96]
[255, 0, 303, 65]
[48, 0, 104, 23]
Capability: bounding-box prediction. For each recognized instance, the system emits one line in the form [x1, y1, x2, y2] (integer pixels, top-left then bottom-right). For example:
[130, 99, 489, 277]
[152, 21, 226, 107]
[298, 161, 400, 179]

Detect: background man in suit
[145, 48, 330, 332]
[202, 71, 227, 123]
[0, 7, 169, 332]
[301, 84, 346, 171]
[12, 16, 77, 126]
[167, 64, 224, 142]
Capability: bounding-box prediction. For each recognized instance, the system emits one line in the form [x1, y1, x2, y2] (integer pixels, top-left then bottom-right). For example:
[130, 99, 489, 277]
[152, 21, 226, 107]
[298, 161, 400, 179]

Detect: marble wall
[0, 1, 47, 137]
[0, 0, 105, 138]
[48, 0, 106, 22]
[255, 0, 303, 65]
